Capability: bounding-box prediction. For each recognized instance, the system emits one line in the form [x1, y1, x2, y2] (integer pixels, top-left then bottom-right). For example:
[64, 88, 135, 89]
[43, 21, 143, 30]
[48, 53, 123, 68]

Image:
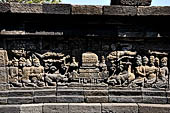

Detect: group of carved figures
[7, 50, 169, 88]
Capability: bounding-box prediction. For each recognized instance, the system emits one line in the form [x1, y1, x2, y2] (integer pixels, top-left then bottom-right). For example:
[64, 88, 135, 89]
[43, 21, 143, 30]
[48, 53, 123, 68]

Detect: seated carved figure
[154, 57, 169, 88]
[145, 56, 158, 87]
[129, 55, 146, 87]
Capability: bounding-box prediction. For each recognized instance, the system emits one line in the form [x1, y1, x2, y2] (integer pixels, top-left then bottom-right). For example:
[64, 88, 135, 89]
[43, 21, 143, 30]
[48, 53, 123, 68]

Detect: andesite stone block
[72, 5, 102, 15]
[137, 6, 170, 16]
[42, 4, 71, 14]
[57, 89, 84, 96]
[84, 90, 108, 96]
[8, 90, 33, 97]
[111, 0, 152, 6]
[20, 104, 43, 113]
[138, 104, 170, 113]
[0, 98, 7, 104]
[69, 103, 101, 113]
[109, 96, 143, 103]
[102, 103, 138, 113]
[43, 103, 68, 113]
[34, 89, 56, 96]
[85, 96, 108, 103]
[142, 96, 167, 104]
[34, 96, 56, 103]
[8, 97, 33, 104]
[10, 3, 42, 13]
[103, 5, 137, 16]
[56, 96, 84, 103]
[0, 105, 20, 113]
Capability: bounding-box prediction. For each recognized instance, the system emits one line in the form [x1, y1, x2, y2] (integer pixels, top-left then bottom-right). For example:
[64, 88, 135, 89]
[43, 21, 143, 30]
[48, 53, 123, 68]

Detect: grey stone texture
[103, 5, 137, 16]
[102, 103, 138, 113]
[43, 103, 68, 113]
[0, 3, 10, 13]
[69, 103, 101, 113]
[20, 104, 43, 113]
[0, 105, 20, 113]
[72, 5, 102, 15]
[42, 4, 71, 14]
[111, 0, 152, 6]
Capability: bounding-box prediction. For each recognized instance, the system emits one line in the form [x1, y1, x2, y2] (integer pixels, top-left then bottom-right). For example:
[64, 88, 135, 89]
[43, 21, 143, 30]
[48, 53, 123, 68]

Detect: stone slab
[84, 90, 108, 96]
[109, 90, 142, 96]
[137, 6, 170, 16]
[111, 0, 152, 6]
[109, 96, 143, 103]
[142, 90, 166, 96]
[34, 89, 56, 96]
[57, 89, 84, 96]
[138, 104, 170, 113]
[8, 90, 33, 97]
[8, 97, 33, 104]
[56, 96, 84, 103]
[69, 103, 101, 113]
[42, 4, 71, 14]
[34, 96, 56, 103]
[0, 105, 20, 113]
[72, 5, 102, 15]
[0, 3, 10, 13]
[43, 103, 68, 113]
[142, 96, 167, 104]
[0, 91, 8, 97]
[102, 103, 138, 113]
[85, 96, 108, 103]
[0, 84, 8, 91]
[20, 104, 43, 113]
[103, 5, 137, 16]
[10, 3, 42, 13]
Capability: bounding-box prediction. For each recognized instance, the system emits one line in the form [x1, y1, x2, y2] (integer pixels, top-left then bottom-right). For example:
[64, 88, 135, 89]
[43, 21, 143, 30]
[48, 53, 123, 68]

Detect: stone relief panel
[4, 48, 169, 89]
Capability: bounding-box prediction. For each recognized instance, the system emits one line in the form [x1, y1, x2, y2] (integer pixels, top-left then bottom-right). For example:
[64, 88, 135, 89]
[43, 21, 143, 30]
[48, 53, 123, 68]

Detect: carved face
[136, 59, 142, 66]
[143, 56, 149, 65]
[34, 61, 40, 67]
[150, 56, 155, 65]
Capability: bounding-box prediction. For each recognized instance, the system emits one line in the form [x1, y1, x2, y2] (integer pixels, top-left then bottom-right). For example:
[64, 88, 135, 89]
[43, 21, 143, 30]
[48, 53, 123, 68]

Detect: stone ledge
[0, 3, 170, 16]
[0, 103, 170, 113]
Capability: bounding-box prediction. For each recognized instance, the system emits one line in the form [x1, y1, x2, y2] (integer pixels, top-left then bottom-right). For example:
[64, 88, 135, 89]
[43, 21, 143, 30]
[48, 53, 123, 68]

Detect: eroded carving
[6, 50, 169, 89]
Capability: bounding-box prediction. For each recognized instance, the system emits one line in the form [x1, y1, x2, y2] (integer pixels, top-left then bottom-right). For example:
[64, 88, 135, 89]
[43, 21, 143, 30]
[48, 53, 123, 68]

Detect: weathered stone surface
[34, 89, 56, 96]
[142, 96, 167, 104]
[0, 91, 8, 97]
[69, 103, 101, 113]
[43, 4, 71, 14]
[20, 104, 43, 113]
[0, 98, 7, 104]
[0, 67, 7, 83]
[138, 104, 170, 113]
[0, 84, 8, 91]
[109, 90, 142, 96]
[10, 3, 42, 13]
[85, 96, 108, 103]
[142, 90, 166, 96]
[0, 105, 20, 113]
[8, 97, 33, 104]
[137, 6, 170, 16]
[56, 96, 84, 103]
[103, 6, 137, 16]
[57, 89, 84, 96]
[111, 0, 152, 6]
[84, 90, 108, 96]
[43, 103, 68, 113]
[8, 90, 33, 97]
[34, 96, 56, 103]
[0, 3, 10, 13]
[109, 96, 143, 103]
[102, 103, 138, 113]
[72, 5, 102, 15]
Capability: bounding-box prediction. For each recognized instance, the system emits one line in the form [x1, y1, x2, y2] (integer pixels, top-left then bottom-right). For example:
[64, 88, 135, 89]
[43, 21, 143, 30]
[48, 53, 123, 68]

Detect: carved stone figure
[129, 55, 146, 87]
[154, 57, 169, 88]
[8, 58, 22, 87]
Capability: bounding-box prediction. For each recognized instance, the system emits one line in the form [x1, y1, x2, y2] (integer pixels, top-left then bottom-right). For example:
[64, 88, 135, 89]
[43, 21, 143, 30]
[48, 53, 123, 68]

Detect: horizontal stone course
[0, 3, 170, 16]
